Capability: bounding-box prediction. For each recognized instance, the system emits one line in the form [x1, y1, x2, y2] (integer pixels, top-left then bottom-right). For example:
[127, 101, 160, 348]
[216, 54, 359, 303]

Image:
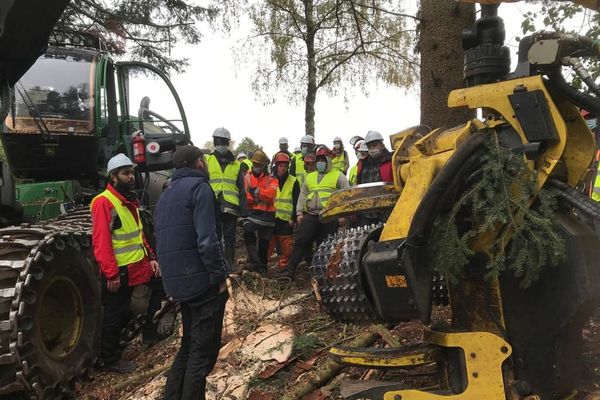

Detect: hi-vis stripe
[113, 243, 145, 255]
[210, 178, 237, 185]
[112, 231, 141, 241]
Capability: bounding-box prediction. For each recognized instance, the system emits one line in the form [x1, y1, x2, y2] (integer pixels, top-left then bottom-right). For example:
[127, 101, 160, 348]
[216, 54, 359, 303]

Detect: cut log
[281, 331, 378, 400]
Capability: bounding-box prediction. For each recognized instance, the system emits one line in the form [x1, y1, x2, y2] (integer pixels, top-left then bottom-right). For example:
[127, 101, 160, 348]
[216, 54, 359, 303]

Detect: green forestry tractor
[0, 1, 190, 398]
[311, 1, 600, 399]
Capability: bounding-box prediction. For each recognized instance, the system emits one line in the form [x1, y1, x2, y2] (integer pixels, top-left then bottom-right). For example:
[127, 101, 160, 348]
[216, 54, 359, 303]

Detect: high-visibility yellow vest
[593, 162, 600, 201]
[206, 154, 241, 206]
[242, 159, 253, 169]
[293, 156, 306, 186]
[276, 175, 297, 221]
[91, 189, 146, 267]
[349, 164, 358, 186]
[332, 151, 347, 173]
[305, 169, 341, 208]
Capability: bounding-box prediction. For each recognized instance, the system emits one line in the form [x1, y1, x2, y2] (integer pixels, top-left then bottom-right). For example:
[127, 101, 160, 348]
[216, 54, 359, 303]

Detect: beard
[114, 179, 135, 194]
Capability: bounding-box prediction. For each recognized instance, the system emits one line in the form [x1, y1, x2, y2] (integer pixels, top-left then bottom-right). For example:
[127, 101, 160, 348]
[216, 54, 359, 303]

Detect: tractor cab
[1, 36, 190, 219]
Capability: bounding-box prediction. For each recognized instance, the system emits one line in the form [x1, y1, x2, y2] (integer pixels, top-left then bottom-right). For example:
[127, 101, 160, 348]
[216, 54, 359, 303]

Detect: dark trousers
[164, 289, 228, 400]
[243, 221, 273, 268]
[101, 271, 134, 365]
[221, 213, 237, 258]
[288, 214, 338, 271]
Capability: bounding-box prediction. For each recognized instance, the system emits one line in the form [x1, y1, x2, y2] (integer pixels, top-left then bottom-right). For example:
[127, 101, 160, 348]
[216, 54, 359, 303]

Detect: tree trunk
[304, 0, 316, 137]
[419, 0, 475, 129]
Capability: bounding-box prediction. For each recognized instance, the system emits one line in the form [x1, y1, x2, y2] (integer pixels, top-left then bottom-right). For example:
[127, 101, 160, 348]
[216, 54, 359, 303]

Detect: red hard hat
[315, 145, 333, 158]
[304, 153, 316, 164]
[274, 152, 291, 164]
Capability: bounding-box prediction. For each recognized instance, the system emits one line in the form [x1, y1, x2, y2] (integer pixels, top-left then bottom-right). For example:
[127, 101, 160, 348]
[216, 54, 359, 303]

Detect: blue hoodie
[154, 167, 229, 302]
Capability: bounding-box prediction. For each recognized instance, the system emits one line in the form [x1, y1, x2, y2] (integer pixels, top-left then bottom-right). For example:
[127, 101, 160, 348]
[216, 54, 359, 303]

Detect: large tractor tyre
[26, 235, 101, 398]
[0, 213, 101, 399]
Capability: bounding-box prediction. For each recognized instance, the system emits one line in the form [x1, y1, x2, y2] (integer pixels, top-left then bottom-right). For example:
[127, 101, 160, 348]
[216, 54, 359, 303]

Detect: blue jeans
[163, 288, 228, 400]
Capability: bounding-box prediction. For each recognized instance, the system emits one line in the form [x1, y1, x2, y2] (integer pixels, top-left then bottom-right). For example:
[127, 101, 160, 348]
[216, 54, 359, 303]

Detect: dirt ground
[77, 234, 600, 400]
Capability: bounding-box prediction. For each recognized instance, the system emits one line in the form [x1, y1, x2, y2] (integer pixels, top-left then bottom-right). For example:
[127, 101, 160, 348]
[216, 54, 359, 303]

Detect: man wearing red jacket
[356, 131, 393, 225]
[242, 149, 279, 274]
[357, 130, 393, 184]
[91, 153, 160, 373]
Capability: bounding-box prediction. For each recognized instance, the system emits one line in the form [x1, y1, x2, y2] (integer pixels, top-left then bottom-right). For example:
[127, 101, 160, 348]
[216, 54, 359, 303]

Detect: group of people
[208, 128, 394, 279]
[89, 127, 394, 399]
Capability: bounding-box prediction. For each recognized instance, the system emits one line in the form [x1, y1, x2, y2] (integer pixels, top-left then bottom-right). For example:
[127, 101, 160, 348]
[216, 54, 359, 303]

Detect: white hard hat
[364, 130, 384, 144]
[279, 137, 289, 145]
[212, 127, 231, 140]
[358, 142, 368, 152]
[107, 153, 134, 172]
[237, 152, 247, 160]
[333, 136, 342, 143]
[349, 135, 364, 147]
[354, 139, 365, 151]
[300, 135, 315, 145]
[294, 146, 301, 152]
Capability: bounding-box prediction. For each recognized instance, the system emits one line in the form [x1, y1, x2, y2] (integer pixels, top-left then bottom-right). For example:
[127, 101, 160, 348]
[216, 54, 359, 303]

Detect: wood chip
[258, 361, 291, 379]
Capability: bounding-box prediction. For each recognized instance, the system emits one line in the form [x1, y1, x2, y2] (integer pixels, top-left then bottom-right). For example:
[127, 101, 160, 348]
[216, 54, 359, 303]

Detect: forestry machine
[0, 0, 190, 398]
[312, 1, 600, 399]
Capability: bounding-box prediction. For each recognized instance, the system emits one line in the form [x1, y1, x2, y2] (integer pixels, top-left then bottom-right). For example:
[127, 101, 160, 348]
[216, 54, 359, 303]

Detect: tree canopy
[234, 137, 261, 157]
[223, 0, 419, 136]
[56, 0, 217, 73]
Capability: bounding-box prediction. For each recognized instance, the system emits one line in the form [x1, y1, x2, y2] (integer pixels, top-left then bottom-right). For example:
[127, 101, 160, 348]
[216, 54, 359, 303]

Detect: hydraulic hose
[563, 57, 600, 96]
[548, 67, 600, 116]
[402, 132, 487, 324]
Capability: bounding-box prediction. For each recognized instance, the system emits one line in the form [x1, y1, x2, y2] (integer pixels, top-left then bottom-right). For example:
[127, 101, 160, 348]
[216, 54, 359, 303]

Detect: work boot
[271, 265, 296, 280]
[101, 359, 137, 374]
[246, 245, 261, 272]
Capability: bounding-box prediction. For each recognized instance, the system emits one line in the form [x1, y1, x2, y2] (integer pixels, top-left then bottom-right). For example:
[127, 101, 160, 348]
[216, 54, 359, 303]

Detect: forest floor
[77, 234, 600, 400]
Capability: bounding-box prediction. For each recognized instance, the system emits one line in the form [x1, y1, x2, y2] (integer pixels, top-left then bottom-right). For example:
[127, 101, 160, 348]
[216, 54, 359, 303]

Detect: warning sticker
[385, 275, 408, 288]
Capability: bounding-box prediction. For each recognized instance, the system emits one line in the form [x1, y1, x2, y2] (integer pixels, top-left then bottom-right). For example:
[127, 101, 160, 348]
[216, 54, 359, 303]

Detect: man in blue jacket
[154, 145, 229, 400]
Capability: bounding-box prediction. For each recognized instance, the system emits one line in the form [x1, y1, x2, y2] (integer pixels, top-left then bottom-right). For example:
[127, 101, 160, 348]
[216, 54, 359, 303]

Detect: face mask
[301, 146, 309, 156]
[356, 151, 366, 160]
[368, 148, 382, 159]
[252, 166, 263, 175]
[334, 143, 341, 150]
[586, 118, 597, 130]
[316, 161, 327, 173]
[215, 145, 228, 154]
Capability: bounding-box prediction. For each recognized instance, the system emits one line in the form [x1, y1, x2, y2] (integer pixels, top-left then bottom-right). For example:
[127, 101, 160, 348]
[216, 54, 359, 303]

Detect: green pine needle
[427, 131, 566, 288]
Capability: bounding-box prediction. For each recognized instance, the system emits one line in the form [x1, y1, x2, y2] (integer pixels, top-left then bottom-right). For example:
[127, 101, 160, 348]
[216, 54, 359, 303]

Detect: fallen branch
[371, 324, 401, 348]
[115, 363, 171, 392]
[281, 331, 378, 400]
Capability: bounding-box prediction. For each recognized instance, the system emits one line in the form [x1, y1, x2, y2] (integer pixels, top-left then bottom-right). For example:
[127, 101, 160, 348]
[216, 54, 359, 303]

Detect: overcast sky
[156, 1, 583, 165]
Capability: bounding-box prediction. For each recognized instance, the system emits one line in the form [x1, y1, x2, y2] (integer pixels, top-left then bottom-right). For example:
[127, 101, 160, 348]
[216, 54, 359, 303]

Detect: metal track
[0, 209, 97, 399]
[311, 224, 449, 323]
[311, 225, 382, 322]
